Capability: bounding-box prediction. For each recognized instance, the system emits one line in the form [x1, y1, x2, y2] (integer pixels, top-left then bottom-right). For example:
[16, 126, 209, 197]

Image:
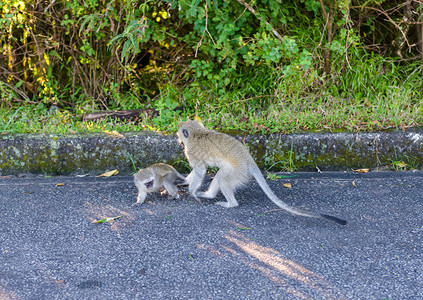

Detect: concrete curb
[1, 128, 422, 175]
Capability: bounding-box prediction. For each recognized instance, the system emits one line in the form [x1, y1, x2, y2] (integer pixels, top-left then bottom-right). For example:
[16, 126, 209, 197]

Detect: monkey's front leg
[163, 179, 181, 200]
[188, 167, 206, 202]
[133, 191, 147, 206]
[197, 175, 220, 199]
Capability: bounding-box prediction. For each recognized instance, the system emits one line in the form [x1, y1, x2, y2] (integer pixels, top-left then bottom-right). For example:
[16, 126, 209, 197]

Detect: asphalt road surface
[0, 171, 422, 299]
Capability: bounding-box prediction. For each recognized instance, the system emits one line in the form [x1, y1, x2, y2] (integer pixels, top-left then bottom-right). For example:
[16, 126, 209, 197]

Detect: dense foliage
[0, 0, 422, 131]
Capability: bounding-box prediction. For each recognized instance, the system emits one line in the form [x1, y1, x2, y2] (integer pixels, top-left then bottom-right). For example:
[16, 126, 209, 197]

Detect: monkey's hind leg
[208, 168, 239, 208]
[216, 183, 239, 208]
[163, 174, 180, 200]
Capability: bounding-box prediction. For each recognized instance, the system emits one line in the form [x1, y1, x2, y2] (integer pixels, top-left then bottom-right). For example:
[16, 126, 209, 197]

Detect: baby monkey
[177, 120, 346, 225]
[133, 163, 185, 205]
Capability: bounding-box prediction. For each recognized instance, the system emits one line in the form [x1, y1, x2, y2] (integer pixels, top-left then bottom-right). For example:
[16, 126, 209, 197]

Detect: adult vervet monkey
[177, 120, 346, 225]
[133, 163, 185, 205]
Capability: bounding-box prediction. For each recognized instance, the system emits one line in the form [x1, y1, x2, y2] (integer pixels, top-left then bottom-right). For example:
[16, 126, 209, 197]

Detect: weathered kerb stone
[0, 128, 422, 175]
[0, 132, 183, 175]
[251, 129, 423, 171]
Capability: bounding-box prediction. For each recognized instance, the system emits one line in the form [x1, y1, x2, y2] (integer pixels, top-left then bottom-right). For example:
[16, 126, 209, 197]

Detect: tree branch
[235, 0, 284, 43]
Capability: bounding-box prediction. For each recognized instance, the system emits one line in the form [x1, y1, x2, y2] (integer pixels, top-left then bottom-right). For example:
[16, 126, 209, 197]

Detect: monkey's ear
[182, 129, 189, 138]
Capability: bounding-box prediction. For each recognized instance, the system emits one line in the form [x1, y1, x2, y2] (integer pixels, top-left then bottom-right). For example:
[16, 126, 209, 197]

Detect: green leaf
[78, 15, 92, 36]
[49, 50, 61, 60]
[213, 0, 219, 12]
[121, 39, 132, 61]
[108, 33, 124, 48]
[129, 35, 139, 54]
[236, 227, 251, 231]
[93, 215, 125, 223]
[15, 81, 24, 88]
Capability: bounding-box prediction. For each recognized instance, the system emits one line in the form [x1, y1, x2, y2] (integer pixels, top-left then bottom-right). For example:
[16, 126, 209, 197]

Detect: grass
[389, 148, 420, 171]
[1, 55, 422, 136]
[0, 106, 160, 135]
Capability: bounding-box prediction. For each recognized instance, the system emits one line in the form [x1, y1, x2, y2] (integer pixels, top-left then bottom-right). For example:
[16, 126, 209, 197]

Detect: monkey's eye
[182, 129, 189, 138]
[145, 180, 154, 189]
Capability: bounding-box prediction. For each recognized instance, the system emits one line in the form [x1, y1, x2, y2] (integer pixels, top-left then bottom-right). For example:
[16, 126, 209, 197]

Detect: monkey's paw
[196, 191, 213, 199]
[215, 202, 238, 208]
[190, 194, 202, 202]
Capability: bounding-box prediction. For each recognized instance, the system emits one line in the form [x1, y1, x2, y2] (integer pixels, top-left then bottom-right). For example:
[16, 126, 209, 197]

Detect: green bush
[0, 0, 422, 133]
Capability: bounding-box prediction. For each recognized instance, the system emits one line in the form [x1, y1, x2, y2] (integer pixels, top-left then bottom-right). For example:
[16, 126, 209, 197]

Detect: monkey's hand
[132, 195, 145, 206]
[133, 193, 146, 206]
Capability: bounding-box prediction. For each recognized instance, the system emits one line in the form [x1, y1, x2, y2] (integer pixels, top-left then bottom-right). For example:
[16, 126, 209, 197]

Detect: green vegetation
[1, 0, 422, 134]
[389, 148, 420, 171]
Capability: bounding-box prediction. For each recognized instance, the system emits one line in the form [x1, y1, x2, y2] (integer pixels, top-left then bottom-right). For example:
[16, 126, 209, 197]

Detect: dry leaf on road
[96, 169, 119, 177]
[352, 168, 370, 173]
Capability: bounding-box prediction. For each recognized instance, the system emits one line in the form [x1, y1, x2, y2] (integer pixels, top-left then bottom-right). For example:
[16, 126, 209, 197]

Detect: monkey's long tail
[174, 170, 186, 181]
[251, 166, 347, 225]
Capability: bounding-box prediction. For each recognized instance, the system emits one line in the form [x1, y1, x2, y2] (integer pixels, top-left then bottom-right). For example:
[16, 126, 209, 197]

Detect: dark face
[145, 180, 154, 189]
[177, 124, 189, 149]
[177, 120, 201, 143]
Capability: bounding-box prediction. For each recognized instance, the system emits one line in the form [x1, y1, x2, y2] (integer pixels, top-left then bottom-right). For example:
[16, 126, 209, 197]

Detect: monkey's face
[177, 120, 204, 146]
[144, 179, 154, 190]
[134, 169, 155, 191]
[176, 123, 188, 146]
[176, 127, 185, 148]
